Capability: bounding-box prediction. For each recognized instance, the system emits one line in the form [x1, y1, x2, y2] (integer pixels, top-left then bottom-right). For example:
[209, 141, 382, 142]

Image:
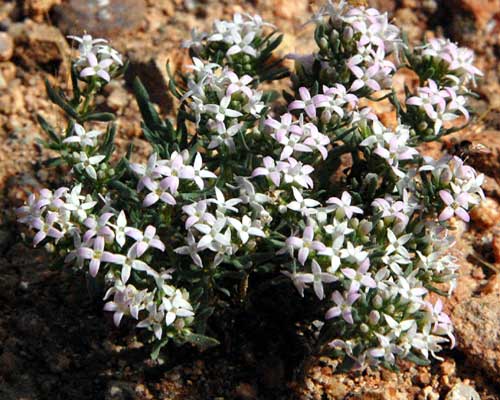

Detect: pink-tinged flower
[182, 200, 215, 229]
[341, 262, 377, 292]
[306, 260, 338, 300]
[265, 113, 299, 139]
[283, 260, 337, 300]
[326, 192, 363, 219]
[281, 270, 310, 297]
[39, 187, 68, 210]
[252, 156, 281, 187]
[31, 212, 64, 246]
[82, 212, 114, 242]
[118, 247, 158, 284]
[425, 299, 455, 348]
[286, 225, 327, 265]
[350, 62, 382, 92]
[103, 284, 145, 327]
[275, 130, 312, 160]
[279, 158, 314, 189]
[289, 87, 326, 119]
[438, 190, 470, 222]
[302, 123, 330, 160]
[325, 290, 361, 324]
[78, 236, 125, 277]
[225, 72, 253, 98]
[125, 225, 165, 257]
[80, 52, 114, 82]
[406, 80, 448, 118]
[142, 178, 176, 207]
[130, 153, 162, 192]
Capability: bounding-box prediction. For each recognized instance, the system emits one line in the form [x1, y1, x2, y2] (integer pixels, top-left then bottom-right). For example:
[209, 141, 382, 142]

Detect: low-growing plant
[17, 0, 484, 369]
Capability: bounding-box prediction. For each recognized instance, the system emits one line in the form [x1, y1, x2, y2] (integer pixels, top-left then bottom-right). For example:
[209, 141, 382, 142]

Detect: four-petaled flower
[325, 290, 361, 324]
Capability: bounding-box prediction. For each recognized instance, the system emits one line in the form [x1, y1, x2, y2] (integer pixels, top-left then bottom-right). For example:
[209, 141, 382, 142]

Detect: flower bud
[343, 26, 354, 41]
[321, 109, 332, 124]
[315, 210, 327, 224]
[360, 323, 369, 334]
[278, 205, 287, 214]
[359, 220, 373, 235]
[319, 37, 329, 50]
[418, 121, 428, 131]
[45, 243, 56, 253]
[372, 295, 383, 309]
[350, 218, 359, 229]
[386, 304, 395, 314]
[369, 310, 380, 325]
[407, 302, 420, 314]
[329, 30, 339, 43]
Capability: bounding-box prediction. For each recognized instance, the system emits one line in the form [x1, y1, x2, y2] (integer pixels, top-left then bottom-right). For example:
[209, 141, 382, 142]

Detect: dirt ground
[1, 0, 500, 399]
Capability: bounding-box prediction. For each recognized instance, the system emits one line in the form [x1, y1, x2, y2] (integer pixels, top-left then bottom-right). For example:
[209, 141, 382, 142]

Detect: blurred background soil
[0, 0, 500, 399]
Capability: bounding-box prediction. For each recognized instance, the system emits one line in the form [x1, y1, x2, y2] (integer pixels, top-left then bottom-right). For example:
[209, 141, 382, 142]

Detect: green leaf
[184, 333, 219, 350]
[37, 114, 61, 144]
[81, 112, 116, 122]
[45, 78, 80, 119]
[406, 352, 431, 366]
[151, 338, 169, 360]
[133, 77, 163, 129]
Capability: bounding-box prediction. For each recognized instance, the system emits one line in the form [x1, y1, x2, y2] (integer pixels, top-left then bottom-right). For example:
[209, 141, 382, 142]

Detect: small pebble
[0, 32, 14, 62]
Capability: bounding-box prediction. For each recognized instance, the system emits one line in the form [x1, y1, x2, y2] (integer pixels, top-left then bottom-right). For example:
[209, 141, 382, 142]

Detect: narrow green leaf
[184, 333, 219, 350]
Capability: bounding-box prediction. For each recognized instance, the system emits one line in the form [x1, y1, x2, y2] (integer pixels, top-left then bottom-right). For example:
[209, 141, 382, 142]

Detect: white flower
[209, 187, 241, 215]
[175, 231, 203, 268]
[287, 187, 321, 216]
[125, 225, 166, 257]
[80, 52, 114, 82]
[300, 259, 337, 300]
[285, 225, 326, 266]
[74, 152, 105, 180]
[192, 153, 216, 190]
[78, 236, 124, 277]
[327, 192, 363, 219]
[205, 96, 242, 123]
[63, 123, 102, 148]
[226, 30, 257, 57]
[208, 122, 242, 152]
[229, 215, 265, 244]
[162, 290, 194, 326]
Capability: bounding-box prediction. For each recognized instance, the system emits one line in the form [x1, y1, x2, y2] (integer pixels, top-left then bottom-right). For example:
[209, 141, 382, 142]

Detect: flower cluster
[417, 38, 483, 87]
[182, 12, 281, 78]
[17, 185, 195, 340]
[68, 34, 123, 82]
[18, 2, 484, 368]
[298, 0, 402, 95]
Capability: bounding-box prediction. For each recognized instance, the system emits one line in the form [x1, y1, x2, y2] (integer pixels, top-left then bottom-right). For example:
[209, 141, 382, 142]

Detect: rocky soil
[1, 0, 500, 399]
